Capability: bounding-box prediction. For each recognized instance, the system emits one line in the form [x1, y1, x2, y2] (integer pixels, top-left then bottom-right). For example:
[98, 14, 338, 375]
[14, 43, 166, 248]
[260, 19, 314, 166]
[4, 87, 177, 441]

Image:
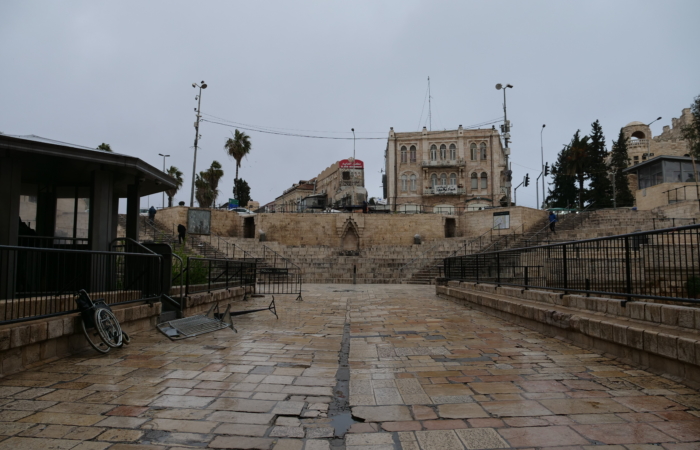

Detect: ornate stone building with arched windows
[384, 125, 508, 213]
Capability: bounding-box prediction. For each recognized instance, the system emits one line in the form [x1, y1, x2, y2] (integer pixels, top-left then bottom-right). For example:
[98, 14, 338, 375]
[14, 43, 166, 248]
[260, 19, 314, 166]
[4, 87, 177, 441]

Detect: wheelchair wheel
[82, 320, 111, 354]
[120, 330, 131, 346]
[94, 308, 123, 348]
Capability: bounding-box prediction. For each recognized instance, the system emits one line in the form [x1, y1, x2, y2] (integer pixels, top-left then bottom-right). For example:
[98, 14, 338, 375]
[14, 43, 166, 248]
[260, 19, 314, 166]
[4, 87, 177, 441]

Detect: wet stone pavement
[1, 285, 700, 450]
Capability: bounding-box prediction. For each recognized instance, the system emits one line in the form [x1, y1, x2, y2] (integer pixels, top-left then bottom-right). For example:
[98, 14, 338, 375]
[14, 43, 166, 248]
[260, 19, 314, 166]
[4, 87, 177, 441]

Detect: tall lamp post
[190, 81, 207, 207]
[159, 153, 170, 208]
[496, 84, 513, 205]
[644, 116, 662, 160]
[540, 124, 546, 209]
[351, 128, 356, 207]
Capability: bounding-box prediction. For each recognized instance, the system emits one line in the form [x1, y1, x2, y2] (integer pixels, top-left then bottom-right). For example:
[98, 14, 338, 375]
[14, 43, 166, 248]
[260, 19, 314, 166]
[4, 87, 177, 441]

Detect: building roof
[0, 133, 177, 196]
[622, 155, 695, 173]
[624, 121, 646, 127]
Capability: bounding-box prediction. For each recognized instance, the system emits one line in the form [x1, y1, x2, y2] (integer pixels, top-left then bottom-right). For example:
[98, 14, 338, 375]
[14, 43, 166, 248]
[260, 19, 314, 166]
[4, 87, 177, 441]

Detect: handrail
[110, 237, 159, 255]
[260, 245, 301, 272]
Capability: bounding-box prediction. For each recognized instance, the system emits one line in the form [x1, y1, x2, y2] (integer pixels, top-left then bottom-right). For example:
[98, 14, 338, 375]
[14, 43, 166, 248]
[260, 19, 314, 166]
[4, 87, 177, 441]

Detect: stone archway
[341, 221, 360, 251]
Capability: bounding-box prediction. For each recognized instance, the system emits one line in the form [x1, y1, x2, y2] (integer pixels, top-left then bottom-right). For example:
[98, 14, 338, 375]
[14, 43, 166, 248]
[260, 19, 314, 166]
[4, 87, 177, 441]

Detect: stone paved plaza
[1, 284, 700, 450]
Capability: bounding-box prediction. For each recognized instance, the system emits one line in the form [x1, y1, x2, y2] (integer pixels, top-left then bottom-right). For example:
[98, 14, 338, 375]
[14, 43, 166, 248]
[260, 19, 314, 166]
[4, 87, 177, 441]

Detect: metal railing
[444, 224, 700, 304]
[0, 245, 163, 324]
[17, 236, 89, 249]
[663, 185, 699, 205]
[185, 257, 256, 295]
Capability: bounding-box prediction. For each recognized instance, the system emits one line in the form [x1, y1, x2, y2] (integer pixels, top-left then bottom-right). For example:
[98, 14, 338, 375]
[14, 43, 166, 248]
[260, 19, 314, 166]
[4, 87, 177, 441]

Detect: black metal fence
[184, 257, 256, 295]
[255, 267, 303, 301]
[444, 224, 700, 303]
[0, 245, 163, 324]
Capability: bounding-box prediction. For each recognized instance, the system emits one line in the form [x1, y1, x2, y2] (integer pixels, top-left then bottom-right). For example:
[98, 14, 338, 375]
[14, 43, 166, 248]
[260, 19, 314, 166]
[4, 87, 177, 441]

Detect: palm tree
[224, 130, 252, 199]
[203, 161, 224, 206]
[165, 166, 184, 207]
[97, 143, 113, 152]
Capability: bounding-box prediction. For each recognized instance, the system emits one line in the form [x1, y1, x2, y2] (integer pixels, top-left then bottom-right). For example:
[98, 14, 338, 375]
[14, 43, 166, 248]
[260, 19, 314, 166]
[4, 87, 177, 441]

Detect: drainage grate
[157, 315, 231, 340]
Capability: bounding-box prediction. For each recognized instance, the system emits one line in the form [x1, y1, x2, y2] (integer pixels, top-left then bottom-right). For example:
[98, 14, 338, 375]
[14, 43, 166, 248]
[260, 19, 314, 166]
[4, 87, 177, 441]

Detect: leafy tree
[97, 143, 113, 152]
[586, 120, 613, 208]
[224, 130, 252, 200]
[609, 128, 635, 207]
[681, 94, 700, 159]
[547, 144, 578, 208]
[234, 179, 251, 208]
[165, 166, 184, 207]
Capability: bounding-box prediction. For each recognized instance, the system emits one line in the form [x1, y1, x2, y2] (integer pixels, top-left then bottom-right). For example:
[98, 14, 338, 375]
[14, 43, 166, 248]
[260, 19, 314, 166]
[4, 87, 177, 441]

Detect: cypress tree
[547, 144, 578, 208]
[609, 128, 635, 207]
[586, 120, 613, 208]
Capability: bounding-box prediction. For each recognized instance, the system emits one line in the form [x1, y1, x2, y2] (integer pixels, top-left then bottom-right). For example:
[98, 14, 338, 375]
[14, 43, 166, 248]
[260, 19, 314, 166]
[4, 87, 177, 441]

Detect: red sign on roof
[339, 159, 364, 169]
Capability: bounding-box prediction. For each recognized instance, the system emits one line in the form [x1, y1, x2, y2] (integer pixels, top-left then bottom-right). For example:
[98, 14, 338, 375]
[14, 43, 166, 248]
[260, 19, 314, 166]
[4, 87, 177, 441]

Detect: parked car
[231, 207, 256, 215]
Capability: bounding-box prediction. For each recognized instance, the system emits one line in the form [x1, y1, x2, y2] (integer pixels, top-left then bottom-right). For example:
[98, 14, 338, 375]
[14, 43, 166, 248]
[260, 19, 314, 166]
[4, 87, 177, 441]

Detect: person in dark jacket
[549, 211, 558, 234]
[148, 206, 157, 224]
[177, 224, 186, 244]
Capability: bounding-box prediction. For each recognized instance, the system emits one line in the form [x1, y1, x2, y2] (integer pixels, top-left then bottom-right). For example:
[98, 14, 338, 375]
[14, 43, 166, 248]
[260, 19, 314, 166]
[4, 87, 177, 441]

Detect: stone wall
[156, 206, 243, 237]
[0, 301, 161, 377]
[636, 182, 699, 210]
[459, 206, 548, 238]
[156, 206, 547, 249]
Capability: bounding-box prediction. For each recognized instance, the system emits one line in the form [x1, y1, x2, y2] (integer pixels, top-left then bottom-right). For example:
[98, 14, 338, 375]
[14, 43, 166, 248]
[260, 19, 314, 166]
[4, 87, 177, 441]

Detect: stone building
[385, 126, 508, 213]
[624, 108, 694, 166]
[272, 159, 367, 212]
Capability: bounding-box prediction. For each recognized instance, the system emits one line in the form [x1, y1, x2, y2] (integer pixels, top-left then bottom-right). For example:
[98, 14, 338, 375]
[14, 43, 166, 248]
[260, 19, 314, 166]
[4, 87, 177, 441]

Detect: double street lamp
[190, 81, 207, 207]
[644, 116, 662, 161]
[159, 153, 170, 208]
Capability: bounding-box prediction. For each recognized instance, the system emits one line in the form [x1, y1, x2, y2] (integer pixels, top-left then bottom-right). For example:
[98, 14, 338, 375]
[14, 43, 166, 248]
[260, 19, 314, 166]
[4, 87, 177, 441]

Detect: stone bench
[437, 281, 700, 388]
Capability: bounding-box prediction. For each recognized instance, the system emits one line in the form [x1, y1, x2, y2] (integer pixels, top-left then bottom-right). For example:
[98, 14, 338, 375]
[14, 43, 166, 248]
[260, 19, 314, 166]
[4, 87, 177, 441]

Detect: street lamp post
[496, 84, 513, 206]
[644, 116, 662, 160]
[159, 153, 170, 208]
[540, 124, 546, 209]
[190, 81, 207, 207]
[351, 128, 356, 207]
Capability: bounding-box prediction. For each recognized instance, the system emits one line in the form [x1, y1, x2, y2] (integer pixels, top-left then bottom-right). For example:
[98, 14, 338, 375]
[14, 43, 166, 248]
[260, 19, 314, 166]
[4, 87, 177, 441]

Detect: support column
[36, 186, 57, 238]
[0, 156, 22, 246]
[89, 170, 114, 251]
[0, 155, 21, 302]
[125, 178, 141, 241]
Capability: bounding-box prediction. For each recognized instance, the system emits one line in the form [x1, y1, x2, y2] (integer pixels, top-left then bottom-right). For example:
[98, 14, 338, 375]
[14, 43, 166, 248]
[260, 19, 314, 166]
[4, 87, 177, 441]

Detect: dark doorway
[244, 217, 255, 238]
[445, 218, 456, 238]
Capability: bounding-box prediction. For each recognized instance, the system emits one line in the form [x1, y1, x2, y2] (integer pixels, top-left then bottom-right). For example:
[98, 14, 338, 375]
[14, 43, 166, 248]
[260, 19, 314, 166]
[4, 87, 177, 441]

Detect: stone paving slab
[1, 285, 699, 450]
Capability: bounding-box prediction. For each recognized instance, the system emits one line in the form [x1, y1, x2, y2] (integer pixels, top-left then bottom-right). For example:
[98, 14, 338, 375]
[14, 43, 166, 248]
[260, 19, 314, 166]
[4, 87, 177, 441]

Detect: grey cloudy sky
[1, 0, 698, 210]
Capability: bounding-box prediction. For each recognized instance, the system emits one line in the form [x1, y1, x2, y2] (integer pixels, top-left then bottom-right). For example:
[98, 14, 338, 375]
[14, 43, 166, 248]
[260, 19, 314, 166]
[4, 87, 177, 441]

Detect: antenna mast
[428, 76, 432, 131]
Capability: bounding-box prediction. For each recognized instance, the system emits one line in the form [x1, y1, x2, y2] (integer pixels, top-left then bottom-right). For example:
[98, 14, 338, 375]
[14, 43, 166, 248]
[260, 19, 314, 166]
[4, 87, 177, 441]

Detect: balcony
[628, 139, 649, 148]
[421, 158, 465, 168]
[424, 186, 466, 195]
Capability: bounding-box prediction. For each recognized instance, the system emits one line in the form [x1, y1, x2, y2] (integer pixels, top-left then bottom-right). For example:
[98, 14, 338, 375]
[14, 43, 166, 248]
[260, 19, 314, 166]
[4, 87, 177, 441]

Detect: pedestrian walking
[148, 206, 157, 224]
[177, 224, 186, 244]
[549, 211, 558, 234]
[362, 200, 368, 214]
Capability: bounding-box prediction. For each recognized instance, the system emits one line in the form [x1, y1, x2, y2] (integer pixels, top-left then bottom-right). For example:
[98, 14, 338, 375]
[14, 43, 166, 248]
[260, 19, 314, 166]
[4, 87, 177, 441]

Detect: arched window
[481, 172, 488, 189]
[401, 174, 407, 191]
[470, 172, 478, 190]
[430, 145, 437, 161]
[440, 173, 447, 186]
[409, 145, 417, 163]
[480, 142, 487, 160]
[440, 144, 447, 160]
[449, 173, 457, 186]
[449, 144, 456, 160]
[400, 146, 407, 163]
[410, 174, 417, 191]
[470, 143, 478, 160]
[431, 174, 438, 188]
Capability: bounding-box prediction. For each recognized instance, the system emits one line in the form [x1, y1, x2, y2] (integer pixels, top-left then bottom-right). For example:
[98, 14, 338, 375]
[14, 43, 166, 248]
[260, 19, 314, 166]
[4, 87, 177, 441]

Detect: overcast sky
[1, 0, 698, 210]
